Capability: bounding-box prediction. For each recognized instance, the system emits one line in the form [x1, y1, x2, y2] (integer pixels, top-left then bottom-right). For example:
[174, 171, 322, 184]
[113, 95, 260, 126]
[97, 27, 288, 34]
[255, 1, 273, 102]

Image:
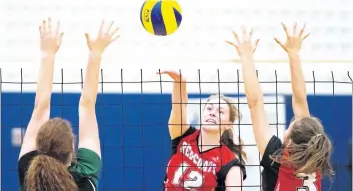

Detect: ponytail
[271, 133, 334, 177]
[294, 134, 334, 176]
[221, 129, 247, 163]
[25, 155, 78, 191]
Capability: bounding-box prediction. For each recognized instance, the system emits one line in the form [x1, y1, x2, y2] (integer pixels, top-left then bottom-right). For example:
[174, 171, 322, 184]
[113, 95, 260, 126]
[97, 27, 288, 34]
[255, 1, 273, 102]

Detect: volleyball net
[0, 68, 352, 190]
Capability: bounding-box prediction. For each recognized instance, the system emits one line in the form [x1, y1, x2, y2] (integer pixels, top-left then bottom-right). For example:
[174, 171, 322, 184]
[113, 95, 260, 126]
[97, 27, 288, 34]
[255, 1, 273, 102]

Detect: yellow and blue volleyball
[140, 0, 182, 36]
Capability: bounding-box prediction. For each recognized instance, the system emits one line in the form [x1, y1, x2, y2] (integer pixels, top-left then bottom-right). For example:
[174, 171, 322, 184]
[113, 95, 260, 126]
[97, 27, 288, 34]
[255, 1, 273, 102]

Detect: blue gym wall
[1, 93, 352, 191]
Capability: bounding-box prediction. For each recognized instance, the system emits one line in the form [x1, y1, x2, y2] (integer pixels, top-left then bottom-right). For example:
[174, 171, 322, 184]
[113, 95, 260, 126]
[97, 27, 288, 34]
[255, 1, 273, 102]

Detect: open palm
[275, 22, 310, 53]
[85, 21, 120, 53]
[226, 27, 260, 57]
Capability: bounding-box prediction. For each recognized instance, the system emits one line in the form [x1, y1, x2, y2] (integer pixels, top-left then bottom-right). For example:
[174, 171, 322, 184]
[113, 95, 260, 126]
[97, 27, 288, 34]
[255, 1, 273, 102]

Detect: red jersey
[164, 127, 246, 191]
[261, 136, 322, 191]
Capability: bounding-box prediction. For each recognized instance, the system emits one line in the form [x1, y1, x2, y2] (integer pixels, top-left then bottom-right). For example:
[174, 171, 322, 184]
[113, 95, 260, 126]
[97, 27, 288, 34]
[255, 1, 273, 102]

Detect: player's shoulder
[185, 126, 200, 139]
[177, 126, 200, 142]
[216, 145, 247, 181]
[220, 144, 233, 154]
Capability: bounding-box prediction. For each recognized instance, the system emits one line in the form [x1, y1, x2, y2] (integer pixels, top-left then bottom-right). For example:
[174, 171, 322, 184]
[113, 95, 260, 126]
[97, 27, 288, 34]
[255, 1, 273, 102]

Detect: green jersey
[18, 148, 101, 191]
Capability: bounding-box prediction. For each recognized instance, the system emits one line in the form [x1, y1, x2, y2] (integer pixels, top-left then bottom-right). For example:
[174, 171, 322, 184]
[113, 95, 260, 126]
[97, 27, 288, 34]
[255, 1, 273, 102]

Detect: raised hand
[85, 21, 120, 53]
[274, 22, 310, 54]
[39, 18, 64, 55]
[157, 71, 186, 83]
[226, 27, 260, 58]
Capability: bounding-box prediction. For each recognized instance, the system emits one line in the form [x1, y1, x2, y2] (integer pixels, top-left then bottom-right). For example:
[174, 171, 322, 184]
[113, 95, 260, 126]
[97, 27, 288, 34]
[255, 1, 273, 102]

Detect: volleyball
[140, 0, 182, 36]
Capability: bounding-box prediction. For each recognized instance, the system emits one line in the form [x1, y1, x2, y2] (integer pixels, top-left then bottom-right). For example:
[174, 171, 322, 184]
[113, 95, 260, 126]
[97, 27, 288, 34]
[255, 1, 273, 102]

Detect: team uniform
[18, 148, 101, 191]
[164, 127, 246, 191]
[261, 136, 322, 191]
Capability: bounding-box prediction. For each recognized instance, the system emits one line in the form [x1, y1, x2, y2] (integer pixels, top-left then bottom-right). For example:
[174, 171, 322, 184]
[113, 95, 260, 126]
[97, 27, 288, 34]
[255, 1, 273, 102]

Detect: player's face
[201, 98, 231, 133]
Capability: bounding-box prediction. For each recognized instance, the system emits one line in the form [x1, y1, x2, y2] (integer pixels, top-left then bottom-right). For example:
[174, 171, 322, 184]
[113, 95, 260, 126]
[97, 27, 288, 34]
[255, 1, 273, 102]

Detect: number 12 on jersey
[172, 162, 204, 189]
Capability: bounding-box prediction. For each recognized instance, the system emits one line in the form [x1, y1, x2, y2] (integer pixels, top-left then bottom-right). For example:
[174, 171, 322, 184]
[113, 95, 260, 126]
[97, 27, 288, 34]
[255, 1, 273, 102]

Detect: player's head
[25, 118, 78, 191]
[202, 94, 247, 161]
[273, 117, 334, 176]
[201, 94, 240, 132]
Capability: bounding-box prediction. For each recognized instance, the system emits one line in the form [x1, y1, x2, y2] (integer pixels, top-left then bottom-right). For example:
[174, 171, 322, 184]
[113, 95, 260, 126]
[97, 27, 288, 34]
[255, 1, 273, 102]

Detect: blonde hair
[270, 117, 334, 176]
[205, 94, 247, 163]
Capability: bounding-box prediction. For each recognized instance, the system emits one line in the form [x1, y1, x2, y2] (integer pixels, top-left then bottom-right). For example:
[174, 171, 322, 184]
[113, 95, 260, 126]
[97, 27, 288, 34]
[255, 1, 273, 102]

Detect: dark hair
[205, 94, 247, 162]
[221, 129, 247, 164]
[271, 117, 334, 176]
[25, 118, 78, 191]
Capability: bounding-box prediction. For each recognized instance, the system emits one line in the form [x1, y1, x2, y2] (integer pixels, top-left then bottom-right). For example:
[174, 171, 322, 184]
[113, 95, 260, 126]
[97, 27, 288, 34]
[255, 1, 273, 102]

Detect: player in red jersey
[226, 23, 334, 191]
[159, 71, 247, 191]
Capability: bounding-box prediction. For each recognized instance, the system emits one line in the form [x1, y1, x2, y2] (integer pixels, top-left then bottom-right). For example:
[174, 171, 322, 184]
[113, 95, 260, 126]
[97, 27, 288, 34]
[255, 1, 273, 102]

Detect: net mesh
[1, 68, 352, 190]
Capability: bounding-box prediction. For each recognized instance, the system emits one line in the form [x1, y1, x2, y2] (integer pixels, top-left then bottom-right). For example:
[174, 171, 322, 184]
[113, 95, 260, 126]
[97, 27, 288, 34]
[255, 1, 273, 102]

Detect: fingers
[42, 19, 47, 33]
[227, 27, 255, 46]
[98, 20, 105, 36]
[57, 32, 64, 46]
[39, 19, 47, 37]
[39, 25, 43, 37]
[274, 38, 283, 47]
[54, 20, 61, 37]
[48, 17, 52, 33]
[40, 18, 62, 38]
[232, 30, 240, 44]
[225, 40, 236, 47]
[109, 27, 120, 38]
[157, 71, 169, 76]
[85, 20, 121, 52]
[281, 22, 290, 37]
[254, 39, 260, 47]
[110, 34, 120, 44]
[293, 22, 297, 36]
[298, 23, 306, 36]
[157, 71, 181, 80]
[282, 22, 309, 39]
[301, 33, 310, 41]
[242, 26, 252, 42]
[95, 21, 120, 40]
[253, 39, 260, 52]
[274, 37, 287, 51]
[39, 18, 63, 53]
[248, 28, 253, 41]
[158, 71, 177, 76]
[85, 33, 90, 41]
[299, 24, 310, 42]
[107, 21, 114, 35]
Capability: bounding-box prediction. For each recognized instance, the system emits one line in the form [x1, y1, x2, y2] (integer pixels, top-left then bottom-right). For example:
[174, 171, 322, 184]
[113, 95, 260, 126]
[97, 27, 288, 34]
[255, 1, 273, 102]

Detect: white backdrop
[0, 0, 352, 67]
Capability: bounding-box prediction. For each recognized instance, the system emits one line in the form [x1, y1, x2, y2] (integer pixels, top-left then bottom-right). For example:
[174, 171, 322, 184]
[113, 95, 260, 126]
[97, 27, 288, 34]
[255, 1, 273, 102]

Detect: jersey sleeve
[69, 148, 101, 188]
[216, 148, 247, 190]
[216, 158, 247, 187]
[260, 135, 283, 170]
[171, 126, 197, 155]
[18, 151, 38, 188]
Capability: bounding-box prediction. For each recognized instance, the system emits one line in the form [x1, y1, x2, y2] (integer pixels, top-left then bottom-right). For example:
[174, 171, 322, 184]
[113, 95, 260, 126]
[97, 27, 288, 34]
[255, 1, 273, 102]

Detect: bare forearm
[80, 52, 102, 106]
[288, 53, 307, 102]
[34, 54, 55, 110]
[241, 55, 264, 107]
[170, 82, 188, 124]
[172, 82, 187, 108]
